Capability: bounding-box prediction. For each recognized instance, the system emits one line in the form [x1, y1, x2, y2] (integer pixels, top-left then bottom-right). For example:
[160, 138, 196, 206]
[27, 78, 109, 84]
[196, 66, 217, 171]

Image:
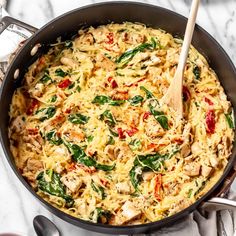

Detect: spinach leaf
[35, 108, 45, 115]
[129, 95, 144, 106]
[129, 139, 141, 151]
[87, 135, 94, 143]
[129, 149, 178, 189]
[109, 128, 119, 137]
[63, 141, 115, 171]
[116, 38, 158, 65]
[225, 113, 235, 129]
[149, 104, 168, 130]
[140, 86, 154, 99]
[39, 107, 56, 122]
[96, 163, 115, 171]
[107, 135, 115, 145]
[50, 95, 57, 103]
[68, 113, 90, 125]
[37, 170, 74, 207]
[55, 68, 68, 77]
[188, 189, 193, 198]
[76, 85, 81, 92]
[64, 141, 96, 166]
[129, 165, 143, 190]
[193, 65, 201, 80]
[109, 100, 126, 106]
[100, 110, 116, 127]
[92, 95, 125, 106]
[92, 95, 110, 105]
[46, 130, 63, 145]
[91, 207, 111, 224]
[68, 82, 75, 89]
[40, 70, 51, 84]
[91, 180, 106, 200]
[137, 153, 169, 171]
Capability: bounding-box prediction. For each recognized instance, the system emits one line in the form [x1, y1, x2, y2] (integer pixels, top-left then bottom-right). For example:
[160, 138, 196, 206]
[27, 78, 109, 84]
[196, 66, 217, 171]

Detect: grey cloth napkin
[1, 7, 236, 236]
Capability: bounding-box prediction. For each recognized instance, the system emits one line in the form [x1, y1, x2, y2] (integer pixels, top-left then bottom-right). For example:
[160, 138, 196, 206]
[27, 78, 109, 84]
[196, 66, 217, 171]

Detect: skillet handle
[0, 16, 38, 35]
[200, 197, 236, 211]
[200, 162, 236, 211]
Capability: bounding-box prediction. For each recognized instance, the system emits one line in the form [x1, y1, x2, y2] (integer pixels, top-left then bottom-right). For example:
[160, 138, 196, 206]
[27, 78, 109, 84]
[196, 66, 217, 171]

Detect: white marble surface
[0, 0, 236, 235]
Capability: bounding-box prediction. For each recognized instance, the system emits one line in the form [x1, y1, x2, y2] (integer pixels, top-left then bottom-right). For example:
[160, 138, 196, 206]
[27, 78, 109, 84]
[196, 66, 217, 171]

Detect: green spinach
[37, 170, 74, 207]
[129, 139, 141, 151]
[116, 38, 158, 65]
[193, 65, 201, 80]
[92, 95, 125, 106]
[225, 113, 235, 129]
[140, 86, 154, 99]
[40, 70, 51, 84]
[39, 107, 56, 122]
[87, 135, 94, 143]
[91, 180, 106, 200]
[100, 110, 116, 127]
[91, 207, 111, 224]
[50, 95, 57, 103]
[107, 135, 115, 145]
[129, 149, 178, 190]
[46, 130, 63, 145]
[68, 113, 90, 125]
[63, 141, 115, 171]
[149, 104, 168, 130]
[55, 68, 68, 77]
[129, 95, 144, 106]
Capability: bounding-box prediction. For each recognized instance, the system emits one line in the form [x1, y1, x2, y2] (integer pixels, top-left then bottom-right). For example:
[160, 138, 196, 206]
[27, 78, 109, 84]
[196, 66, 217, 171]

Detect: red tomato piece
[126, 128, 138, 137]
[206, 109, 216, 134]
[26, 99, 39, 115]
[106, 32, 114, 44]
[107, 76, 113, 82]
[58, 79, 71, 89]
[100, 178, 108, 187]
[204, 97, 214, 105]
[154, 174, 162, 201]
[143, 111, 151, 121]
[117, 128, 126, 139]
[111, 80, 118, 89]
[107, 77, 118, 89]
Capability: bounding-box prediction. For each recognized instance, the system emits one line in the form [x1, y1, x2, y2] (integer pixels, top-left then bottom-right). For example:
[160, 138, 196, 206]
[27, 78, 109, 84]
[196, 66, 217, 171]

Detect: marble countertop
[0, 0, 236, 235]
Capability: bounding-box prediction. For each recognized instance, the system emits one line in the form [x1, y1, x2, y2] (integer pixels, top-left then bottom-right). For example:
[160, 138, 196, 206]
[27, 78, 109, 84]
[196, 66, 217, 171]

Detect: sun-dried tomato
[58, 79, 71, 89]
[154, 174, 162, 201]
[117, 128, 126, 139]
[204, 97, 214, 106]
[26, 99, 39, 115]
[100, 178, 109, 187]
[143, 111, 151, 121]
[106, 32, 114, 44]
[107, 77, 118, 89]
[206, 109, 216, 134]
[126, 128, 138, 137]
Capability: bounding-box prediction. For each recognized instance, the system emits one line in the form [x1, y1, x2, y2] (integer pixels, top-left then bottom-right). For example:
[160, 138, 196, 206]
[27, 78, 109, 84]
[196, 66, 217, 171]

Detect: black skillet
[1, 2, 236, 235]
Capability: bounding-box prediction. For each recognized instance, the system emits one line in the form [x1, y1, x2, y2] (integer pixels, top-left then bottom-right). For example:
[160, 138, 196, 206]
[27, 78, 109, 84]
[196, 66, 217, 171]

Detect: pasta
[8, 22, 234, 225]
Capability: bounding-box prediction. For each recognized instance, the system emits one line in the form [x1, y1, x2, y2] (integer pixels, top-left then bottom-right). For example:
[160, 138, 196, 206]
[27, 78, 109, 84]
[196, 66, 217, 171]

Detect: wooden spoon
[161, 0, 200, 118]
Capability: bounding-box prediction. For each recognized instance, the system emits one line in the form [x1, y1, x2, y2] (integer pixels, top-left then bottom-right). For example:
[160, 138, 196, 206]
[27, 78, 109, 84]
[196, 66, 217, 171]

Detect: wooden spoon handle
[178, 0, 200, 72]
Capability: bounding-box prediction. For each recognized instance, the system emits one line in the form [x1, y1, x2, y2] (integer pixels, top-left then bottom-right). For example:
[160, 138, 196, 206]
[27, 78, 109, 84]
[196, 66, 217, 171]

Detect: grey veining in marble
[0, 0, 236, 235]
